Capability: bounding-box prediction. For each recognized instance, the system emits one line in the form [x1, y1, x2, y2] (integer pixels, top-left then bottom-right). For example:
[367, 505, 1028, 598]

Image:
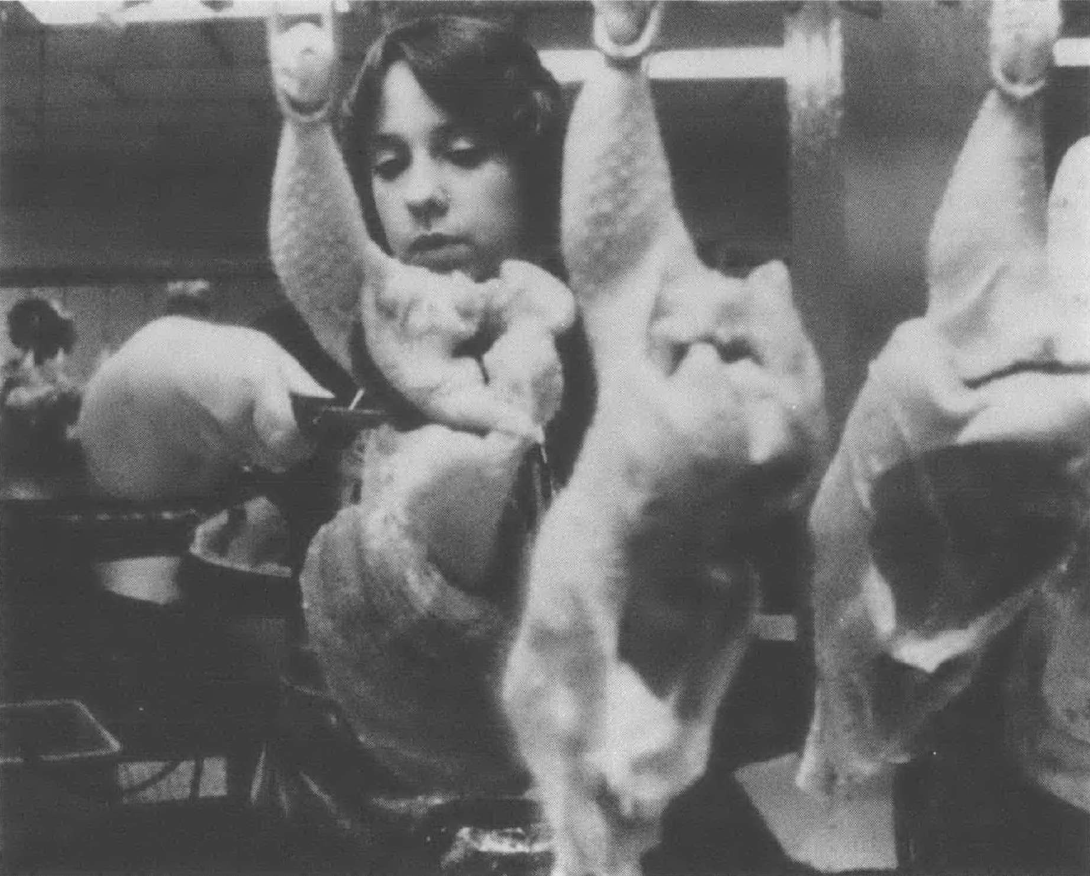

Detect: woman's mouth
[406, 234, 473, 272]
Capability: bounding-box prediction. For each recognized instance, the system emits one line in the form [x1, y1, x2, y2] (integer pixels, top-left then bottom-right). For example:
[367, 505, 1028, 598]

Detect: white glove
[77, 316, 331, 501]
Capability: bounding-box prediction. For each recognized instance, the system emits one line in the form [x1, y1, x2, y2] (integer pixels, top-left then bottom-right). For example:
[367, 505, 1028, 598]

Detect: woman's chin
[404, 249, 512, 283]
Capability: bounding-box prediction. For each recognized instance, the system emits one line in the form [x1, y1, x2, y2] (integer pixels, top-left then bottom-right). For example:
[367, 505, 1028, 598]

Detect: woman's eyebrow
[434, 121, 484, 143]
[368, 132, 404, 154]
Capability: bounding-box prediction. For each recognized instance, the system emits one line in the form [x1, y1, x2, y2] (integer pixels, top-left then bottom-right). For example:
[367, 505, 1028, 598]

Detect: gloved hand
[77, 316, 331, 501]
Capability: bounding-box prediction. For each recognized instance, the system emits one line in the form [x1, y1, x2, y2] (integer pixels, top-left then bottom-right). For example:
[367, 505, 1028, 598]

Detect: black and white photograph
[0, 1, 1088, 874]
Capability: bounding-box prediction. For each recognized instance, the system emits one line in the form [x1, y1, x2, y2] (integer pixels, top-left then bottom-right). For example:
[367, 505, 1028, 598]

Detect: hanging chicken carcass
[796, 0, 1090, 799]
[263, 7, 578, 791]
[501, 3, 827, 875]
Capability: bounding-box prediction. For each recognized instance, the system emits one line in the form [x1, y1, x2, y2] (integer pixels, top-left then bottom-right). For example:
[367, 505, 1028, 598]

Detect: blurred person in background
[0, 296, 82, 474]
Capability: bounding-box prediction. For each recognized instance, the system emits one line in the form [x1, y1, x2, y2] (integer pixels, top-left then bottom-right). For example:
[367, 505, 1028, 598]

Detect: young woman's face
[369, 61, 530, 282]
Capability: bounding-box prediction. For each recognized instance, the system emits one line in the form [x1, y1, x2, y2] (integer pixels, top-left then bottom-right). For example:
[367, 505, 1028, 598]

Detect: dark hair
[7, 297, 76, 365]
[339, 15, 567, 267]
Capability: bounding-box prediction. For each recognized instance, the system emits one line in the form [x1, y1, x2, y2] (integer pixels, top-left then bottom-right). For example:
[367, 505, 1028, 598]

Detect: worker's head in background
[7, 297, 76, 367]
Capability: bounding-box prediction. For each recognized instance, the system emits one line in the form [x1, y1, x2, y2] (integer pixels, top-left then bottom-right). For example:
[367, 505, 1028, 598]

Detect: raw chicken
[796, 0, 1090, 797]
[267, 13, 574, 441]
[266, 8, 575, 793]
[502, 3, 827, 875]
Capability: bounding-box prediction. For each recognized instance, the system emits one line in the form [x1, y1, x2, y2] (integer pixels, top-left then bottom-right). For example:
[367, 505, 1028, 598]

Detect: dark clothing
[253, 304, 358, 404]
[0, 355, 82, 477]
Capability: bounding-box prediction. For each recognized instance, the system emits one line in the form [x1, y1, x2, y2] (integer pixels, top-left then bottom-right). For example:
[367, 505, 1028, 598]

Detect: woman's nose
[404, 159, 449, 223]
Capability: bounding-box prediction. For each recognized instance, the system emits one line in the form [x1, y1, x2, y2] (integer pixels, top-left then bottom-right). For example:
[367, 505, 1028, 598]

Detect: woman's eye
[371, 153, 404, 181]
[445, 138, 487, 169]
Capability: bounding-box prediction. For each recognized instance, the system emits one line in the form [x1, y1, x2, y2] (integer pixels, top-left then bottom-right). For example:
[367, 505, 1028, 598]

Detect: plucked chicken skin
[502, 3, 827, 875]
[264, 9, 579, 790]
[797, 0, 1090, 798]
